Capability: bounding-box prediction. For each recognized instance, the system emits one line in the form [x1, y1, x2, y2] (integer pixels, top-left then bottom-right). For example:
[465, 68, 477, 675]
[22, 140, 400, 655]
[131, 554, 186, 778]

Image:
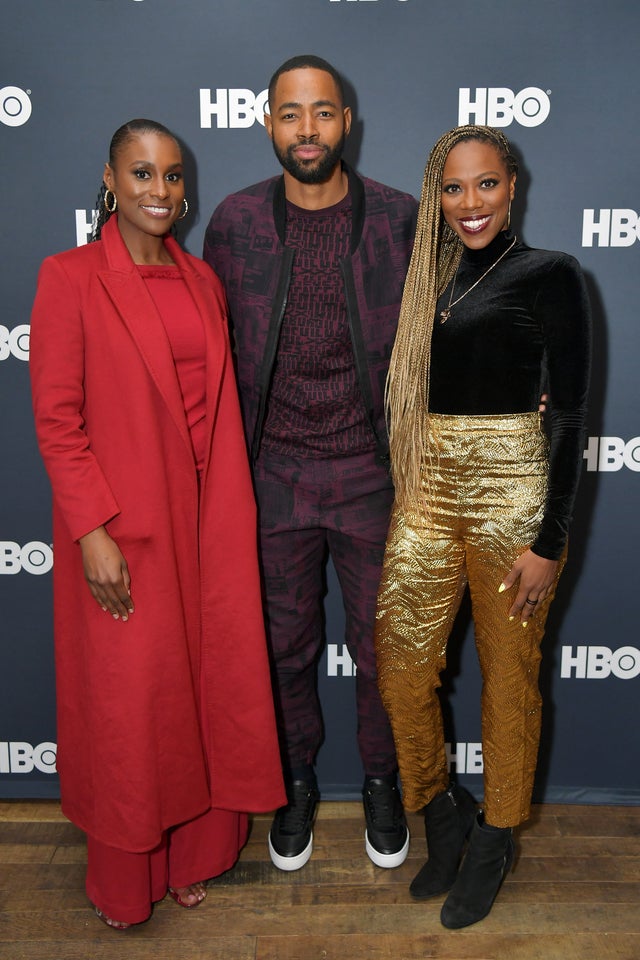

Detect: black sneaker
[363, 776, 410, 868]
[268, 779, 320, 871]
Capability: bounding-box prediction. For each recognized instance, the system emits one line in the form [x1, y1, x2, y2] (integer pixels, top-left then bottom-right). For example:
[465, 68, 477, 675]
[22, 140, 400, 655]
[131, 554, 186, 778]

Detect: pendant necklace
[439, 236, 517, 323]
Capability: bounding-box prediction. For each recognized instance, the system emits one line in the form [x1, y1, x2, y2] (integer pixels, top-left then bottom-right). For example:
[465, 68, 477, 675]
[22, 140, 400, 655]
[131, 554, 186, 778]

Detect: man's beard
[272, 134, 346, 185]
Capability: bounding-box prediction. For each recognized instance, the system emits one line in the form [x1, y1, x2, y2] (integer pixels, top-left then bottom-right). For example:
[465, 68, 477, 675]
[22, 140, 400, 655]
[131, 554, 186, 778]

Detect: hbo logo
[0, 324, 29, 361]
[327, 644, 357, 677]
[458, 87, 550, 127]
[0, 742, 57, 774]
[582, 209, 640, 247]
[446, 742, 483, 774]
[583, 437, 640, 472]
[0, 542, 53, 575]
[0, 86, 32, 127]
[200, 88, 269, 129]
[75, 209, 99, 248]
[561, 646, 640, 680]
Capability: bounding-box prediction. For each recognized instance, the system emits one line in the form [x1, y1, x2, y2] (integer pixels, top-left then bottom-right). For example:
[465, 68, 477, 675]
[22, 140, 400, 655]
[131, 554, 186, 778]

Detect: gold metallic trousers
[375, 413, 565, 827]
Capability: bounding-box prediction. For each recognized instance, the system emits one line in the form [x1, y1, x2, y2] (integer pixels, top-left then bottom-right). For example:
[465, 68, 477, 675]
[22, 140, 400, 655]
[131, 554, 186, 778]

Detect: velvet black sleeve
[530, 254, 591, 560]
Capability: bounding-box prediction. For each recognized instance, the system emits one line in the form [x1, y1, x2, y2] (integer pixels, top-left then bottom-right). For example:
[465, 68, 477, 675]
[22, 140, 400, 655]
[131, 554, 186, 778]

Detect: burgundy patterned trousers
[253, 449, 397, 779]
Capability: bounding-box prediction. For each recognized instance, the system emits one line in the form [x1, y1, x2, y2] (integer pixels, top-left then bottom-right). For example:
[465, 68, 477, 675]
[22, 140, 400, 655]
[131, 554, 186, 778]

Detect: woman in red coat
[30, 119, 285, 929]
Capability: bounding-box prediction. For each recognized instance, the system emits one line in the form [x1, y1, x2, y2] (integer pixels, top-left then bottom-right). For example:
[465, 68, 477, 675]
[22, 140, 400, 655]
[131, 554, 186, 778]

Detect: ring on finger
[525, 598, 537, 606]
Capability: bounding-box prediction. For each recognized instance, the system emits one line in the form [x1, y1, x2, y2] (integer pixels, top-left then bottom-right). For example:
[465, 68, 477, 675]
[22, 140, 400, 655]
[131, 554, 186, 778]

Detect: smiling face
[264, 67, 351, 185]
[103, 131, 184, 258]
[440, 138, 516, 249]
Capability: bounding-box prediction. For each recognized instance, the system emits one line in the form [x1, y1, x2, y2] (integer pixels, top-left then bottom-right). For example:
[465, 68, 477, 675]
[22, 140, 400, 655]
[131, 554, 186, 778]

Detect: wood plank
[4, 901, 637, 941]
[0, 934, 635, 960]
[1, 876, 639, 912]
[0, 863, 85, 892]
[0, 802, 67, 823]
[0, 822, 83, 844]
[554, 808, 640, 838]
[0, 939, 257, 960]
[0, 844, 56, 865]
[254, 933, 639, 960]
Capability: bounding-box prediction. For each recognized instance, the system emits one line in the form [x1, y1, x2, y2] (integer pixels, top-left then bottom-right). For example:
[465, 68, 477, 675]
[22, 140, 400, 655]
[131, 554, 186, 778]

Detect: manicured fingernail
[509, 615, 516, 621]
[522, 621, 528, 628]
[498, 583, 506, 593]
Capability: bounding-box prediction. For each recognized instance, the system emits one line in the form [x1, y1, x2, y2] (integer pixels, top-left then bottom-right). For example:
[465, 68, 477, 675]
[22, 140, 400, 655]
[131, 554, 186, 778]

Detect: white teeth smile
[460, 216, 490, 232]
[142, 206, 170, 214]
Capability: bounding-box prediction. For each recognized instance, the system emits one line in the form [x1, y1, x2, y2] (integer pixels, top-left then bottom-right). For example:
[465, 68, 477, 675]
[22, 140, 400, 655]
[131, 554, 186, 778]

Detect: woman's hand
[499, 549, 558, 625]
[79, 526, 134, 621]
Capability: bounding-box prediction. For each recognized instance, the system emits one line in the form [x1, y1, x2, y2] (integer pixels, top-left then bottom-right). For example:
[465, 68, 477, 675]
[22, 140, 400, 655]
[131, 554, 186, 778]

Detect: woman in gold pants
[375, 126, 591, 929]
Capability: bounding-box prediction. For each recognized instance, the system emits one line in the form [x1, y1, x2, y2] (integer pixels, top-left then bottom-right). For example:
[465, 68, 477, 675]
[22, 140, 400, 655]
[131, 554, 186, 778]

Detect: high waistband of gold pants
[426, 411, 543, 434]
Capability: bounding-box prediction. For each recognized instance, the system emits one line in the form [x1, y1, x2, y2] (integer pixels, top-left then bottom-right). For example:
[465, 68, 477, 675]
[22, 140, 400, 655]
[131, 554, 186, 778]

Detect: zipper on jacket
[251, 248, 294, 460]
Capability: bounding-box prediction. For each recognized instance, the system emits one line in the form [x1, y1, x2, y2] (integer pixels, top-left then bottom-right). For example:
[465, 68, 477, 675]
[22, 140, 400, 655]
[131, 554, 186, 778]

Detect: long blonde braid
[386, 124, 517, 512]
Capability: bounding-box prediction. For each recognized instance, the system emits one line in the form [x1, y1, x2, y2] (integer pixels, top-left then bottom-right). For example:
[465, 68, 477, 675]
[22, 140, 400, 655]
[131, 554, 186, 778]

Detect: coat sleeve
[30, 256, 121, 541]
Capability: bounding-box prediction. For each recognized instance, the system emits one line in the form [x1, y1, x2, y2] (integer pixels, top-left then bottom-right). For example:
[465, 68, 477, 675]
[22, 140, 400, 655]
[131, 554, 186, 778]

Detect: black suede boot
[440, 813, 515, 929]
[409, 783, 477, 900]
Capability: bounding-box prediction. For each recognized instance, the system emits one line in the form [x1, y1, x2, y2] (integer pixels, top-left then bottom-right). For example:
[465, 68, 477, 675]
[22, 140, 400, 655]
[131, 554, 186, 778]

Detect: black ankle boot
[409, 783, 476, 900]
[440, 813, 515, 929]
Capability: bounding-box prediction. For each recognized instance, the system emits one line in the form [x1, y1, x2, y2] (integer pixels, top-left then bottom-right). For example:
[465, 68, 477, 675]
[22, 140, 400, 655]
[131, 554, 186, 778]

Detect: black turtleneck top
[430, 231, 591, 560]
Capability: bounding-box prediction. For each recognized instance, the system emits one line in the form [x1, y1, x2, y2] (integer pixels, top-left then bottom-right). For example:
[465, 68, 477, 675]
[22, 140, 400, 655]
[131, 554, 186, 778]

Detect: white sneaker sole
[365, 827, 410, 868]
[268, 830, 314, 871]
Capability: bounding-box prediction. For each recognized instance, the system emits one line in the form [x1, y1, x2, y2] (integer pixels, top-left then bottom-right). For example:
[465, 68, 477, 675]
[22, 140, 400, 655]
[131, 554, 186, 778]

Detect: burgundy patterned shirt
[262, 193, 375, 458]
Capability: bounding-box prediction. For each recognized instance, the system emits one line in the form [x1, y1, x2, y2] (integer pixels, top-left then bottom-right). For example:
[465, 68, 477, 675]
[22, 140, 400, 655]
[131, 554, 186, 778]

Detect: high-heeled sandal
[168, 882, 207, 909]
[94, 906, 132, 930]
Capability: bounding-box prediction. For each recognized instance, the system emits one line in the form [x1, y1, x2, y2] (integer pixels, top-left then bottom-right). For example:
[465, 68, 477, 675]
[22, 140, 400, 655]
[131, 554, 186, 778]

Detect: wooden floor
[0, 800, 638, 960]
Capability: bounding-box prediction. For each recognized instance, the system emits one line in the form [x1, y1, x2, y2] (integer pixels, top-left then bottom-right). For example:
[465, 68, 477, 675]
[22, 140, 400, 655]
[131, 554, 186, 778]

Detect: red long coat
[30, 216, 285, 852]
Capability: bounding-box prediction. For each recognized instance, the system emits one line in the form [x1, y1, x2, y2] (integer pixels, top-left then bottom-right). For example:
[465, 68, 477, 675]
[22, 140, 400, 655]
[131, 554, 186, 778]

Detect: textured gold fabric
[375, 413, 565, 827]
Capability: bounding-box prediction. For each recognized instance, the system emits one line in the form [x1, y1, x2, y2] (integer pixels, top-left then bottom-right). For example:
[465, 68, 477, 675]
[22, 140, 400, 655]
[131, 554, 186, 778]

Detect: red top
[138, 264, 208, 473]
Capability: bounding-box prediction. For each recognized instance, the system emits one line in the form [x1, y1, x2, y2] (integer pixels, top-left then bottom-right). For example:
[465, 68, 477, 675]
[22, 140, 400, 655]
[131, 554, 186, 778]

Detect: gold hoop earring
[104, 189, 117, 214]
[506, 200, 512, 231]
[178, 198, 189, 221]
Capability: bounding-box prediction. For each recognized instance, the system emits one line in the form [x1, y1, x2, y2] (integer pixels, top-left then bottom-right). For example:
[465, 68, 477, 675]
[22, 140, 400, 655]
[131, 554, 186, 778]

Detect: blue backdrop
[1, 0, 638, 804]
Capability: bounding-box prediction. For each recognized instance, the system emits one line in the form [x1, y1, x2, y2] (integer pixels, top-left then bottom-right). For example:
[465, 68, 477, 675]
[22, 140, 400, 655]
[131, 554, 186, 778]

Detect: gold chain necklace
[439, 235, 517, 323]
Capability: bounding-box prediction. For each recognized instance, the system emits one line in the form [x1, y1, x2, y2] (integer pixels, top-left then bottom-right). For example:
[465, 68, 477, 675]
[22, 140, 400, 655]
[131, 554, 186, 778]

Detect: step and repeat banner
[1, 0, 638, 803]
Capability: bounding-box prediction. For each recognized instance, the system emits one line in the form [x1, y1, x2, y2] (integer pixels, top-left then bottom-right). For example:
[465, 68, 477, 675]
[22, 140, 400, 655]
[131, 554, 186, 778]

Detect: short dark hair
[108, 118, 180, 166]
[268, 55, 345, 110]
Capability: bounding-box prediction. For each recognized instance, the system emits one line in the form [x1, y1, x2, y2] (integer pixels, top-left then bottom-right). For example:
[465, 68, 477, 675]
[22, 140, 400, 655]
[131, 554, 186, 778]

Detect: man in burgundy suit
[204, 55, 417, 872]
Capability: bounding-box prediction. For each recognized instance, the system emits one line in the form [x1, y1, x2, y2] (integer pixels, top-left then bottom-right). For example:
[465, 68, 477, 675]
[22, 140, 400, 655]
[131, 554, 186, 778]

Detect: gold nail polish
[498, 583, 506, 593]
[522, 621, 528, 628]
